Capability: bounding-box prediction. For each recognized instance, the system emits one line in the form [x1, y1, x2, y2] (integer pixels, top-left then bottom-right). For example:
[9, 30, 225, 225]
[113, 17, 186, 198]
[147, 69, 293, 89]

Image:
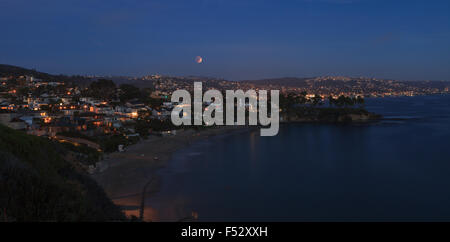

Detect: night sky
[1, 0, 449, 80]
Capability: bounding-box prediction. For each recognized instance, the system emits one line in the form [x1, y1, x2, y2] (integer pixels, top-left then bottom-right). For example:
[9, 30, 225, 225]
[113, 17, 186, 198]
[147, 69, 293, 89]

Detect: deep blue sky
[1, 0, 449, 80]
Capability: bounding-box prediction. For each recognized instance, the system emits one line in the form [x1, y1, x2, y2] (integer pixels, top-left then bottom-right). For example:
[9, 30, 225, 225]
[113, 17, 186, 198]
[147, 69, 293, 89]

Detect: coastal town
[1, 66, 450, 164]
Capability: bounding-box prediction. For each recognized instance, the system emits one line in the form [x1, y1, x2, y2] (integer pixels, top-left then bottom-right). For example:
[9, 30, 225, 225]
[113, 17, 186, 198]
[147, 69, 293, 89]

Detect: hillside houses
[0, 74, 182, 150]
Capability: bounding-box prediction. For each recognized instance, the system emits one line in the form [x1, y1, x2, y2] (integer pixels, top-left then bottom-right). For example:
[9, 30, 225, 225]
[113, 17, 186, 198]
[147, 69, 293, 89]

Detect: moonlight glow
[195, 56, 203, 64]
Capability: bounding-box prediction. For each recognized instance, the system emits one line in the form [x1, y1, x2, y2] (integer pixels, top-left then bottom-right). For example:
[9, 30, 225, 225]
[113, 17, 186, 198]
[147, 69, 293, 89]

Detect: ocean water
[148, 95, 450, 221]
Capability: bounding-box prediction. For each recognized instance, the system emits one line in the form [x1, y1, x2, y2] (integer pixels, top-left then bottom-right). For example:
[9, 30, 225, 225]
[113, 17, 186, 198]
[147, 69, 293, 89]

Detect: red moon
[195, 56, 203, 64]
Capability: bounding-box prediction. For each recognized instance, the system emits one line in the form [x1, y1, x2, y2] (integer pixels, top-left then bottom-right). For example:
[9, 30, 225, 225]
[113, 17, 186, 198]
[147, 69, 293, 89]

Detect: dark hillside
[0, 124, 126, 221]
[0, 64, 92, 85]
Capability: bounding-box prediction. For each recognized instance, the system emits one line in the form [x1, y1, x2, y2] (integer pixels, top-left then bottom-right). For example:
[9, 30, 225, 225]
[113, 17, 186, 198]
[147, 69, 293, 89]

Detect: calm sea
[148, 95, 450, 221]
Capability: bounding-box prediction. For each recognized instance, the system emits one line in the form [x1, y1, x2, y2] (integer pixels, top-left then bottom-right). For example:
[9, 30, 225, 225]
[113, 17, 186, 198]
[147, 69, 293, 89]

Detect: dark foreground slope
[0, 125, 126, 221]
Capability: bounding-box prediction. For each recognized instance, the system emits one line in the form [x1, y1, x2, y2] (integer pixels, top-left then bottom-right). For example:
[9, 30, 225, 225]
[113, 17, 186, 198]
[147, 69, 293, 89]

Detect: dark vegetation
[285, 107, 380, 123]
[57, 131, 139, 153]
[82, 79, 160, 105]
[83, 79, 117, 100]
[59, 141, 101, 165]
[0, 64, 92, 85]
[280, 92, 380, 123]
[99, 134, 139, 153]
[0, 124, 126, 221]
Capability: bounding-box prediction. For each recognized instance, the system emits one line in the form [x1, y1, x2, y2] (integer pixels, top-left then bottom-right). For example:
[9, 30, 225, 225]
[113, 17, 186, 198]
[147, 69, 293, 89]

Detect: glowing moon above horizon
[195, 56, 203, 64]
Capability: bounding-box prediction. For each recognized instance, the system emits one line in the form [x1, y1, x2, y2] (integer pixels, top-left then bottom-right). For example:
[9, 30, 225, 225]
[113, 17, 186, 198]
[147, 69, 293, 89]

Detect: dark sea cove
[148, 95, 450, 221]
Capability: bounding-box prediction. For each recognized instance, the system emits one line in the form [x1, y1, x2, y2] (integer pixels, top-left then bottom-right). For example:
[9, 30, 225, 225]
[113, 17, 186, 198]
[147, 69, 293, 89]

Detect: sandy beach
[91, 126, 250, 221]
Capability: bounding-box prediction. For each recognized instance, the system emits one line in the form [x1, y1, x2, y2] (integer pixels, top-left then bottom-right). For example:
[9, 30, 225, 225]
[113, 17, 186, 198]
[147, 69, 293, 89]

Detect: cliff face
[281, 107, 381, 123]
[0, 124, 126, 221]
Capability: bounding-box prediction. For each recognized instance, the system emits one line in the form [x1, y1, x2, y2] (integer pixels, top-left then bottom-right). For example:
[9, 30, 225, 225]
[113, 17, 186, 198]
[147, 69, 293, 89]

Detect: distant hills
[0, 64, 51, 78]
[242, 76, 450, 97]
[1, 64, 449, 92]
[243, 76, 450, 87]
